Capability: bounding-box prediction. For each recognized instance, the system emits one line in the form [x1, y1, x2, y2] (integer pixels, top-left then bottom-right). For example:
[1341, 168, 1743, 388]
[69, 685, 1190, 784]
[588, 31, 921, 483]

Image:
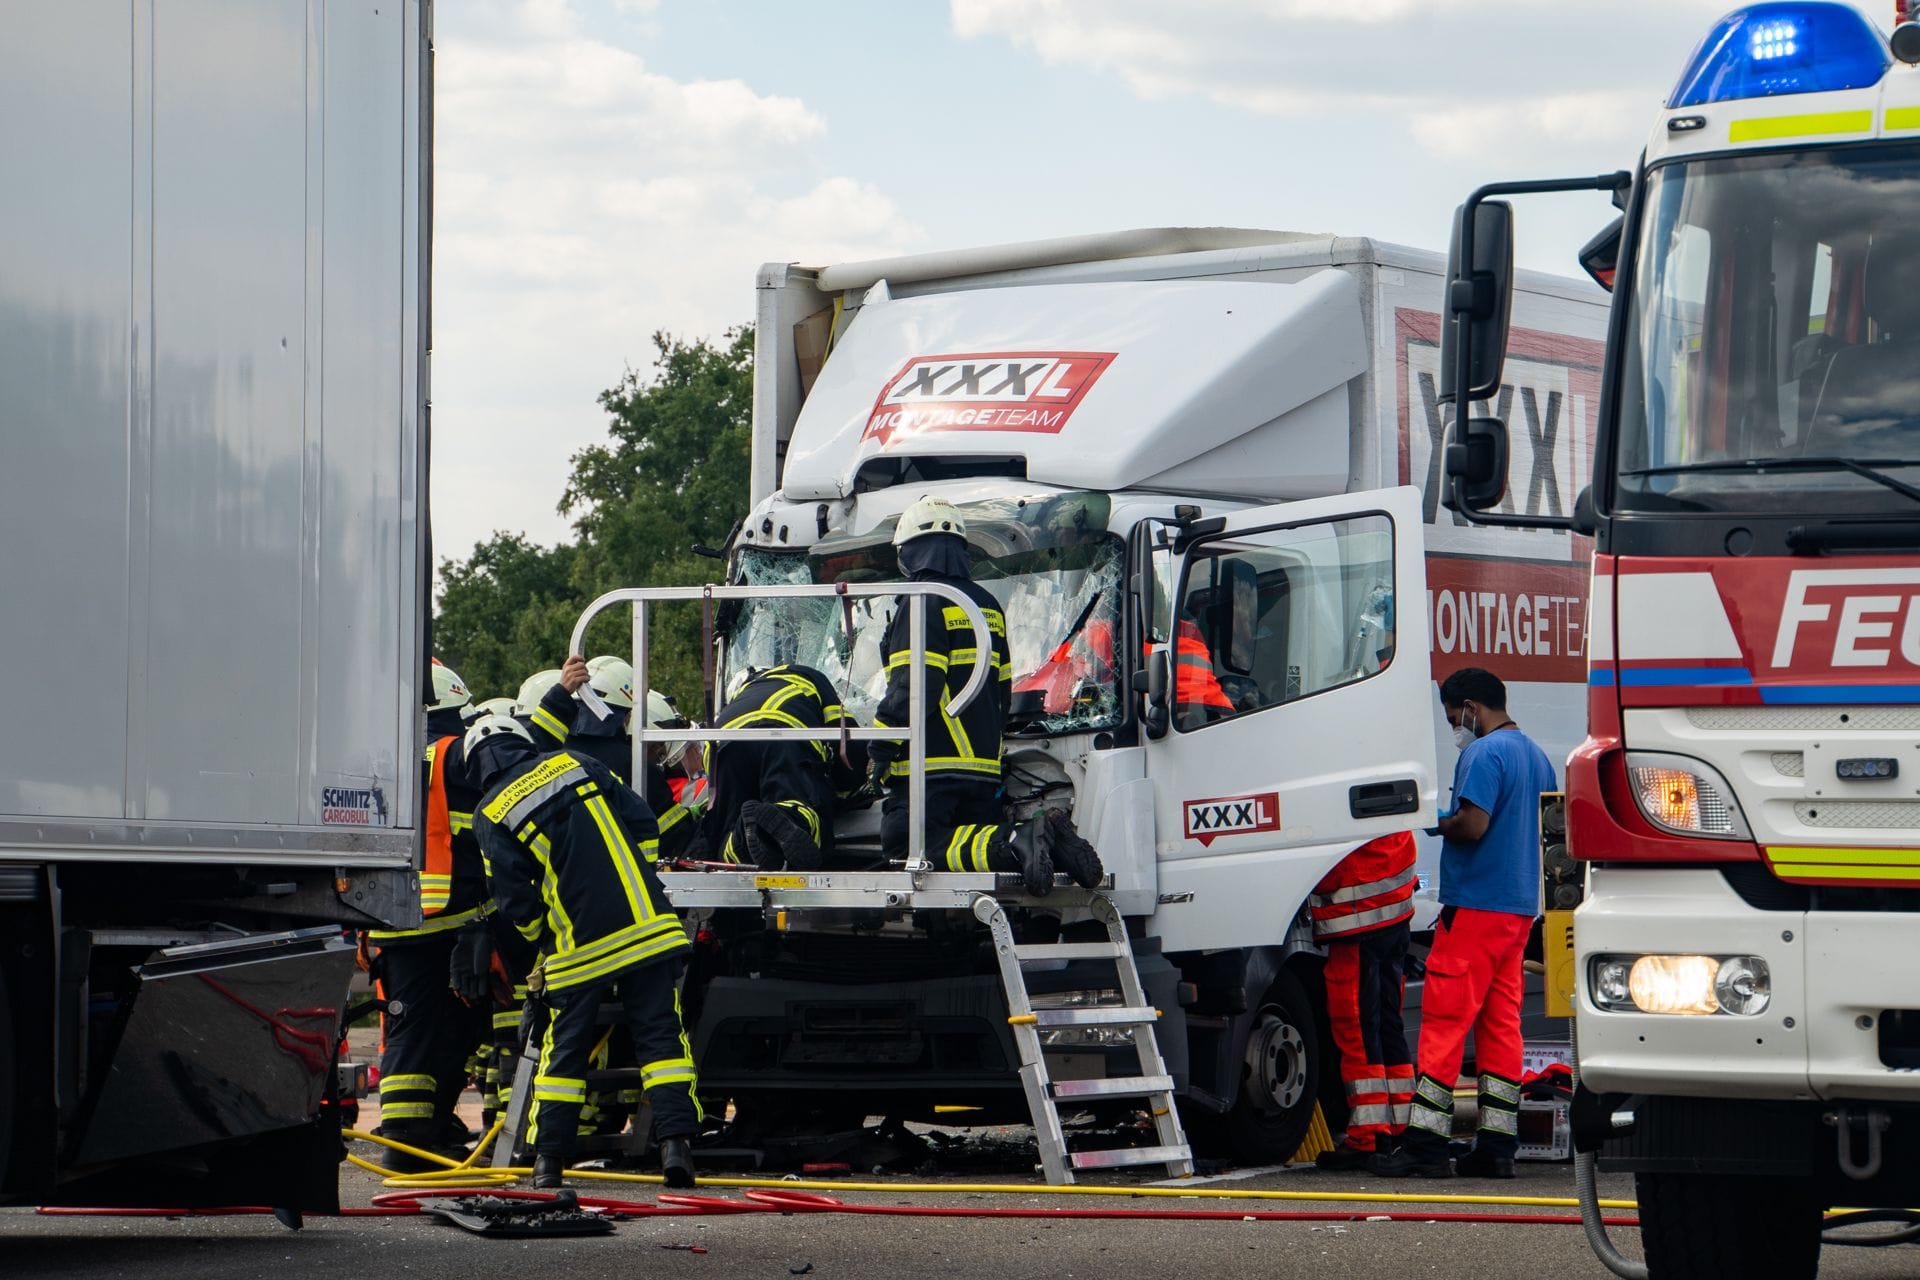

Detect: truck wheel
[1220, 971, 1320, 1165]
[1636, 1171, 1821, 1279]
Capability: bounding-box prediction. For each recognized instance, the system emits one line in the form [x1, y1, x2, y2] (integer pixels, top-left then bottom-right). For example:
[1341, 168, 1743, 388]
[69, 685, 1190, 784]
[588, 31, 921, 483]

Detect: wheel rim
[1243, 1009, 1309, 1115]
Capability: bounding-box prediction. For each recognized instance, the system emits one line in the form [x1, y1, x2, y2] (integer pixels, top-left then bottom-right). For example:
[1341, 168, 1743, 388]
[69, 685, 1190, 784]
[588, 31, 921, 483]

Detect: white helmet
[463, 710, 532, 758]
[724, 666, 761, 705]
[515, 668, 563, 716]
[644, 689, 692, 769]
[429, 659, 471, 712]
[585, 655, 636, 710]
[474, 696, 518, 721]
[893, 495, 967, 547]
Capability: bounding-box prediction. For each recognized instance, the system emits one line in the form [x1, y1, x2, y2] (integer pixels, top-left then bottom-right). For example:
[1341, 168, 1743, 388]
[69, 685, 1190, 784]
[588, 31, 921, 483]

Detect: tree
[433, 328, 752, 714]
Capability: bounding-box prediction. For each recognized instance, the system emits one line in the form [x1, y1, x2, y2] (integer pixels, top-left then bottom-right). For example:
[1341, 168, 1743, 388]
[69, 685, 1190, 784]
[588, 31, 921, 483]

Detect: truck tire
[1219, 971, 1320, 1165]
[1636, 1171, 1821, 1279]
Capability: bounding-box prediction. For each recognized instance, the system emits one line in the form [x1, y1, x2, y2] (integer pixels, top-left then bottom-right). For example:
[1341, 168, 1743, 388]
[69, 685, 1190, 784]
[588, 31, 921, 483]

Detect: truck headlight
[1589, 954, 1771, 1016]
[1625, 752, 1751, 839]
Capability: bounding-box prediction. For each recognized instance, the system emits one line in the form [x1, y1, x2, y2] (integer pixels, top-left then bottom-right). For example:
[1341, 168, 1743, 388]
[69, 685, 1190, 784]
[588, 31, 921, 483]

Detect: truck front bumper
[1576, 866, 1920, 1103]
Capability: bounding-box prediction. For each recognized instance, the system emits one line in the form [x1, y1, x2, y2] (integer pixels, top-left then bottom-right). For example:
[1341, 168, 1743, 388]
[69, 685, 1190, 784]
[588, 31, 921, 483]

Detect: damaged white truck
[622, 230, 1609, 1170]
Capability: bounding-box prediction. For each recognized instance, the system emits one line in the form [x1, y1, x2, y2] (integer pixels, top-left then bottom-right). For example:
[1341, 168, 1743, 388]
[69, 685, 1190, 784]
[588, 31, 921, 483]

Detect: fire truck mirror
[1441, 416, 1510, 513]
[1137, 648, 1170, 740]
[1440, 197, 1514, 404]
[1221, 559, 1260, 676]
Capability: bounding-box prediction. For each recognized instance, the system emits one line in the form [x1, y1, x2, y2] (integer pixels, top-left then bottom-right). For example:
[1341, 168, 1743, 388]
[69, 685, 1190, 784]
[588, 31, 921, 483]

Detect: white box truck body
[677, 230, 1606, 1159]
[0, 1, 430, 1209]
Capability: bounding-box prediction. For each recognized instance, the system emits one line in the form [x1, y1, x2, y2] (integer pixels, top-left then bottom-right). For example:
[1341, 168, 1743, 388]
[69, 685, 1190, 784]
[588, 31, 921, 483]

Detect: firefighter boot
[988, 820, 1054, 897]
[660, 1136, 697, 1189]
[1041, 809, 1104, 888]
[532, 1154, 567, 1189]
[1452, 1145, 1516, 1179]
[377, 1126, 443, 1175]
[738, 801, 781, 871]
[754, 802, 823, 871]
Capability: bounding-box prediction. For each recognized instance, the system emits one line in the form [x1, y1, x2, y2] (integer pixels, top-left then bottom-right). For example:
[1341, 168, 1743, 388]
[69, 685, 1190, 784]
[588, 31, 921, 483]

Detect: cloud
[430, 1, 922, 562]
[952, 0, 1732, 149]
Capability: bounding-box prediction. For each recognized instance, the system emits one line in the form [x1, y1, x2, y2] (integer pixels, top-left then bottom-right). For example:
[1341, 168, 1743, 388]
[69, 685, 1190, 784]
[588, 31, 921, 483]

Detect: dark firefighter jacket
[370, 732, 490, 941]
[872, 580, 1012, 781]
[474, 750, 689, 992]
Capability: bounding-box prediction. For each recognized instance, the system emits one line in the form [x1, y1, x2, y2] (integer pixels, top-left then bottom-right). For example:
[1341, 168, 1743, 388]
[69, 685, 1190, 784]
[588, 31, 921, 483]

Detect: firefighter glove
[449, 924, 492, 1005]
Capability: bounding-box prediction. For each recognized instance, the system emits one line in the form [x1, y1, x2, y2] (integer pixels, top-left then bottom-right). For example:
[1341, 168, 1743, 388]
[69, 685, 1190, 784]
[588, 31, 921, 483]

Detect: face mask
[1451, 709, 1478, 751]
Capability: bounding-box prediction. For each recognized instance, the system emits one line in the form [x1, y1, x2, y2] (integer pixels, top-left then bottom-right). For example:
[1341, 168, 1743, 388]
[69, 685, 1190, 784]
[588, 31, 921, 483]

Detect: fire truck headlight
[1589, 954, 1771, 1016]
[1625, 753, 1752, 839]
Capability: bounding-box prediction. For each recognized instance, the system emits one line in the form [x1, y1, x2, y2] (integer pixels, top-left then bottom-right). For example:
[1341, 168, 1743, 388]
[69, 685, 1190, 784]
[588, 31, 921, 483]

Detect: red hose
[41, 1187, 1641, 1230]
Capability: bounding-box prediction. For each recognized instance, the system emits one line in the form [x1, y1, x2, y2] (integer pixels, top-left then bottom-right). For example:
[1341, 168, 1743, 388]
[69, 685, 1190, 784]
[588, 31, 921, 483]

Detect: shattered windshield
[727, 492, 1125, 737]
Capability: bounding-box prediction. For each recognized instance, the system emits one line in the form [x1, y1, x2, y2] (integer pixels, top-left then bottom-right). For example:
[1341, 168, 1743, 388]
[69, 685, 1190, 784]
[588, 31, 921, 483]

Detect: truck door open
[1143, 486, 1437, 952]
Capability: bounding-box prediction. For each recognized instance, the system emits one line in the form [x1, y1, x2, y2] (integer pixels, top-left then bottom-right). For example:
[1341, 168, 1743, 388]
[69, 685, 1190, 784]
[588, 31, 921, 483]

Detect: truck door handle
[1349, 780, 1419, 819]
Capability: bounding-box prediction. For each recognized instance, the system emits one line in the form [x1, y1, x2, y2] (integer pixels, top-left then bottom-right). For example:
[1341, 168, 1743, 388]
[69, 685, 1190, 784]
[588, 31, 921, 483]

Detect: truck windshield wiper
[1619, 456, 1920, 505]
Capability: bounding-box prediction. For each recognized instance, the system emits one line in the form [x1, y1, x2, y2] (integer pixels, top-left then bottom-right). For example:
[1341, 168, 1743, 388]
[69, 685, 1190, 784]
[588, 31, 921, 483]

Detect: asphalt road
[7, 1158, 1920, 1280]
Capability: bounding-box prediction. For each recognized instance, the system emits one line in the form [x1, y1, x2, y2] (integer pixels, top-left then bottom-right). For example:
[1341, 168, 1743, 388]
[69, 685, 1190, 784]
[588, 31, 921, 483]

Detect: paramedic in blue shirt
[1374, 667, 1556, 1180]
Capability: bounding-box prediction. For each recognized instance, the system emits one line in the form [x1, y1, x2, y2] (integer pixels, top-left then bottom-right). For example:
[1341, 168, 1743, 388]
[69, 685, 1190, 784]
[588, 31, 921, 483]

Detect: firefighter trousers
[880, 775, 1000, 866]
[1324, 920, 1413, 1153]
[528, 958, 701, 1158]
[1403, 906, 1531, 1158]
[374, 934, 486, 1141]
[707, 739, 834, 863]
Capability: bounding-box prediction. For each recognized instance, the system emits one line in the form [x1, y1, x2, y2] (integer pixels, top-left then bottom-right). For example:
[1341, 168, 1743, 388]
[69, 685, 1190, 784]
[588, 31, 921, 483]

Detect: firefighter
[366, 659, 494, 1171]
[869, 496, 1103, 893]
[703, 663, 856, 869]
[466, 712, 700, 1191]
[1308, 830, 1418, 1171]
[542, 656, 707, 861]
[1374, 668, 1555, 1179]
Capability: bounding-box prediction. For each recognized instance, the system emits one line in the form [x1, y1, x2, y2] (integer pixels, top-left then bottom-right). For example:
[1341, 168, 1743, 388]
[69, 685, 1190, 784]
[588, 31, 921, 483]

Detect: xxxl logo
[1182, 792, 1282, 847]
[864, 351, 1115, 444]
[1772, 568, 1920, 669]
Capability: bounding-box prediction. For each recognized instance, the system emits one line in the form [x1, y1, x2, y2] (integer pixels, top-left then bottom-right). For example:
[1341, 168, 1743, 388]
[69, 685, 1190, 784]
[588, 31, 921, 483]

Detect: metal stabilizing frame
[561, 582, 1193, 1183]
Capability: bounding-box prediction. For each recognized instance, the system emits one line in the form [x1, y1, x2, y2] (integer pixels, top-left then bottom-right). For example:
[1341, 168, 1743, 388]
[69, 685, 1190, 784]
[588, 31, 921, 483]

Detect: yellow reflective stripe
[515, 916, 545, 941]
[534, 1076, 588, 1103]
[970, 826, 994, 872]
[1767, 845, 1920, 867]
[943, 825, 974, 872]
[492, 1010, 523, 1030]
[775, 799, 820, 843]
[641, 1057, 698, 1088]
[1729, 110, 1872, 143]
[1772, 863, 1920, 882]
[942, 605, 1005, 634]
[531, 704, 568, 741]
[1887, 106, 1920, 132]
[544, 914, 683, 976]
[544, 928, 689, 990]
[584, 794, 655, 922]
[884, 755, 1001, 779]
[380, 1073, 435, 1092]
[885, 649, 950, 672]
[379, 1102, 435, 1120]
[448, 811, 474, 833]
[368, 902, 489, 939]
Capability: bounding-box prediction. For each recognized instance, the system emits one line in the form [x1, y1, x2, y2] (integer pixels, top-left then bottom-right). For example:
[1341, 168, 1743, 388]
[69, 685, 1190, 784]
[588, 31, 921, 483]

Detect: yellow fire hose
[342, 1127, 1637, 1210]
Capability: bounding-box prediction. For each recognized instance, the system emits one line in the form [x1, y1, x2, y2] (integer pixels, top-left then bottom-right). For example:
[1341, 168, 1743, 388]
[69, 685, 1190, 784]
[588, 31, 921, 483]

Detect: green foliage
[433, 328, 752, 712]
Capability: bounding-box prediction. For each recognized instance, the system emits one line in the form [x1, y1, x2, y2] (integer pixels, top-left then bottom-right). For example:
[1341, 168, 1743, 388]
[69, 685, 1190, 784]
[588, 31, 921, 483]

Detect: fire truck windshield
[728, 491, 1125, 737]
[1615, 143, 1920, 515]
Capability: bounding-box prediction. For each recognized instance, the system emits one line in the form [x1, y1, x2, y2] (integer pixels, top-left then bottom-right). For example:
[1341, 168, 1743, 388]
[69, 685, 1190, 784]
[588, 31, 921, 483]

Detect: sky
[428, 0, 1762, 564]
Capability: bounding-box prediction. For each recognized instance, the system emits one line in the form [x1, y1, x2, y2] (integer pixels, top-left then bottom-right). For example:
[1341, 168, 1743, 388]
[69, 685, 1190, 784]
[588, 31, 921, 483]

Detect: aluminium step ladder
[972, 891, 1193, 1184]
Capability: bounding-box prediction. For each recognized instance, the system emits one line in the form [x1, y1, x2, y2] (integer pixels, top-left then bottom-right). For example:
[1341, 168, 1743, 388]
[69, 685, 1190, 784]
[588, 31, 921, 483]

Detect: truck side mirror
[1440, 199, 1514, 406]
[1441, 417, 1510, 513]
[1133, 650, 1170, 739]
[1579, 216, 1623, 293]
[1571, 483, 1598, 536]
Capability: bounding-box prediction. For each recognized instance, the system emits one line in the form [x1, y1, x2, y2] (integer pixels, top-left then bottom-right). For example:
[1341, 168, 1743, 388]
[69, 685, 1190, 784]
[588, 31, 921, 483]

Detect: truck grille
[1793, 800, 1920, 829]
[1688, 706, 1920, 732]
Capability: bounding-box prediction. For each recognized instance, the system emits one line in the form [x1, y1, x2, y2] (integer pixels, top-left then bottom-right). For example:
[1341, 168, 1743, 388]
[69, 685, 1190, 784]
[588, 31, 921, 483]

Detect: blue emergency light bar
[1669, 2, 1891, 108]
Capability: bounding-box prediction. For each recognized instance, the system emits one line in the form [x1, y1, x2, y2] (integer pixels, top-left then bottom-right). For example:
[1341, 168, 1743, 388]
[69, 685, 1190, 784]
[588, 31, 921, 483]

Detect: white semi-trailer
[0, 2, 431, 1212]
[655, 230, 1608, 1164]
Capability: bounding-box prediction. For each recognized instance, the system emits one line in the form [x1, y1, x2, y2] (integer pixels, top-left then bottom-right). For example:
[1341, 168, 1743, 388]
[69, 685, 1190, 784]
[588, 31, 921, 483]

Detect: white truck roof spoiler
[812, 227, 1326, 293]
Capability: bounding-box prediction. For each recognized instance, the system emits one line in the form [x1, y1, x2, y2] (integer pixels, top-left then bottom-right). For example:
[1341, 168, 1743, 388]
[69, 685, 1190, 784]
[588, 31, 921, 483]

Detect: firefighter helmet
[645, 689, 692, 769]
[515, 668, 563, 716]
[462, 711, 532, 756]
[893, 495, 967, 546]
[586, 655, 636, 710]
[429, 658, 471, 712]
